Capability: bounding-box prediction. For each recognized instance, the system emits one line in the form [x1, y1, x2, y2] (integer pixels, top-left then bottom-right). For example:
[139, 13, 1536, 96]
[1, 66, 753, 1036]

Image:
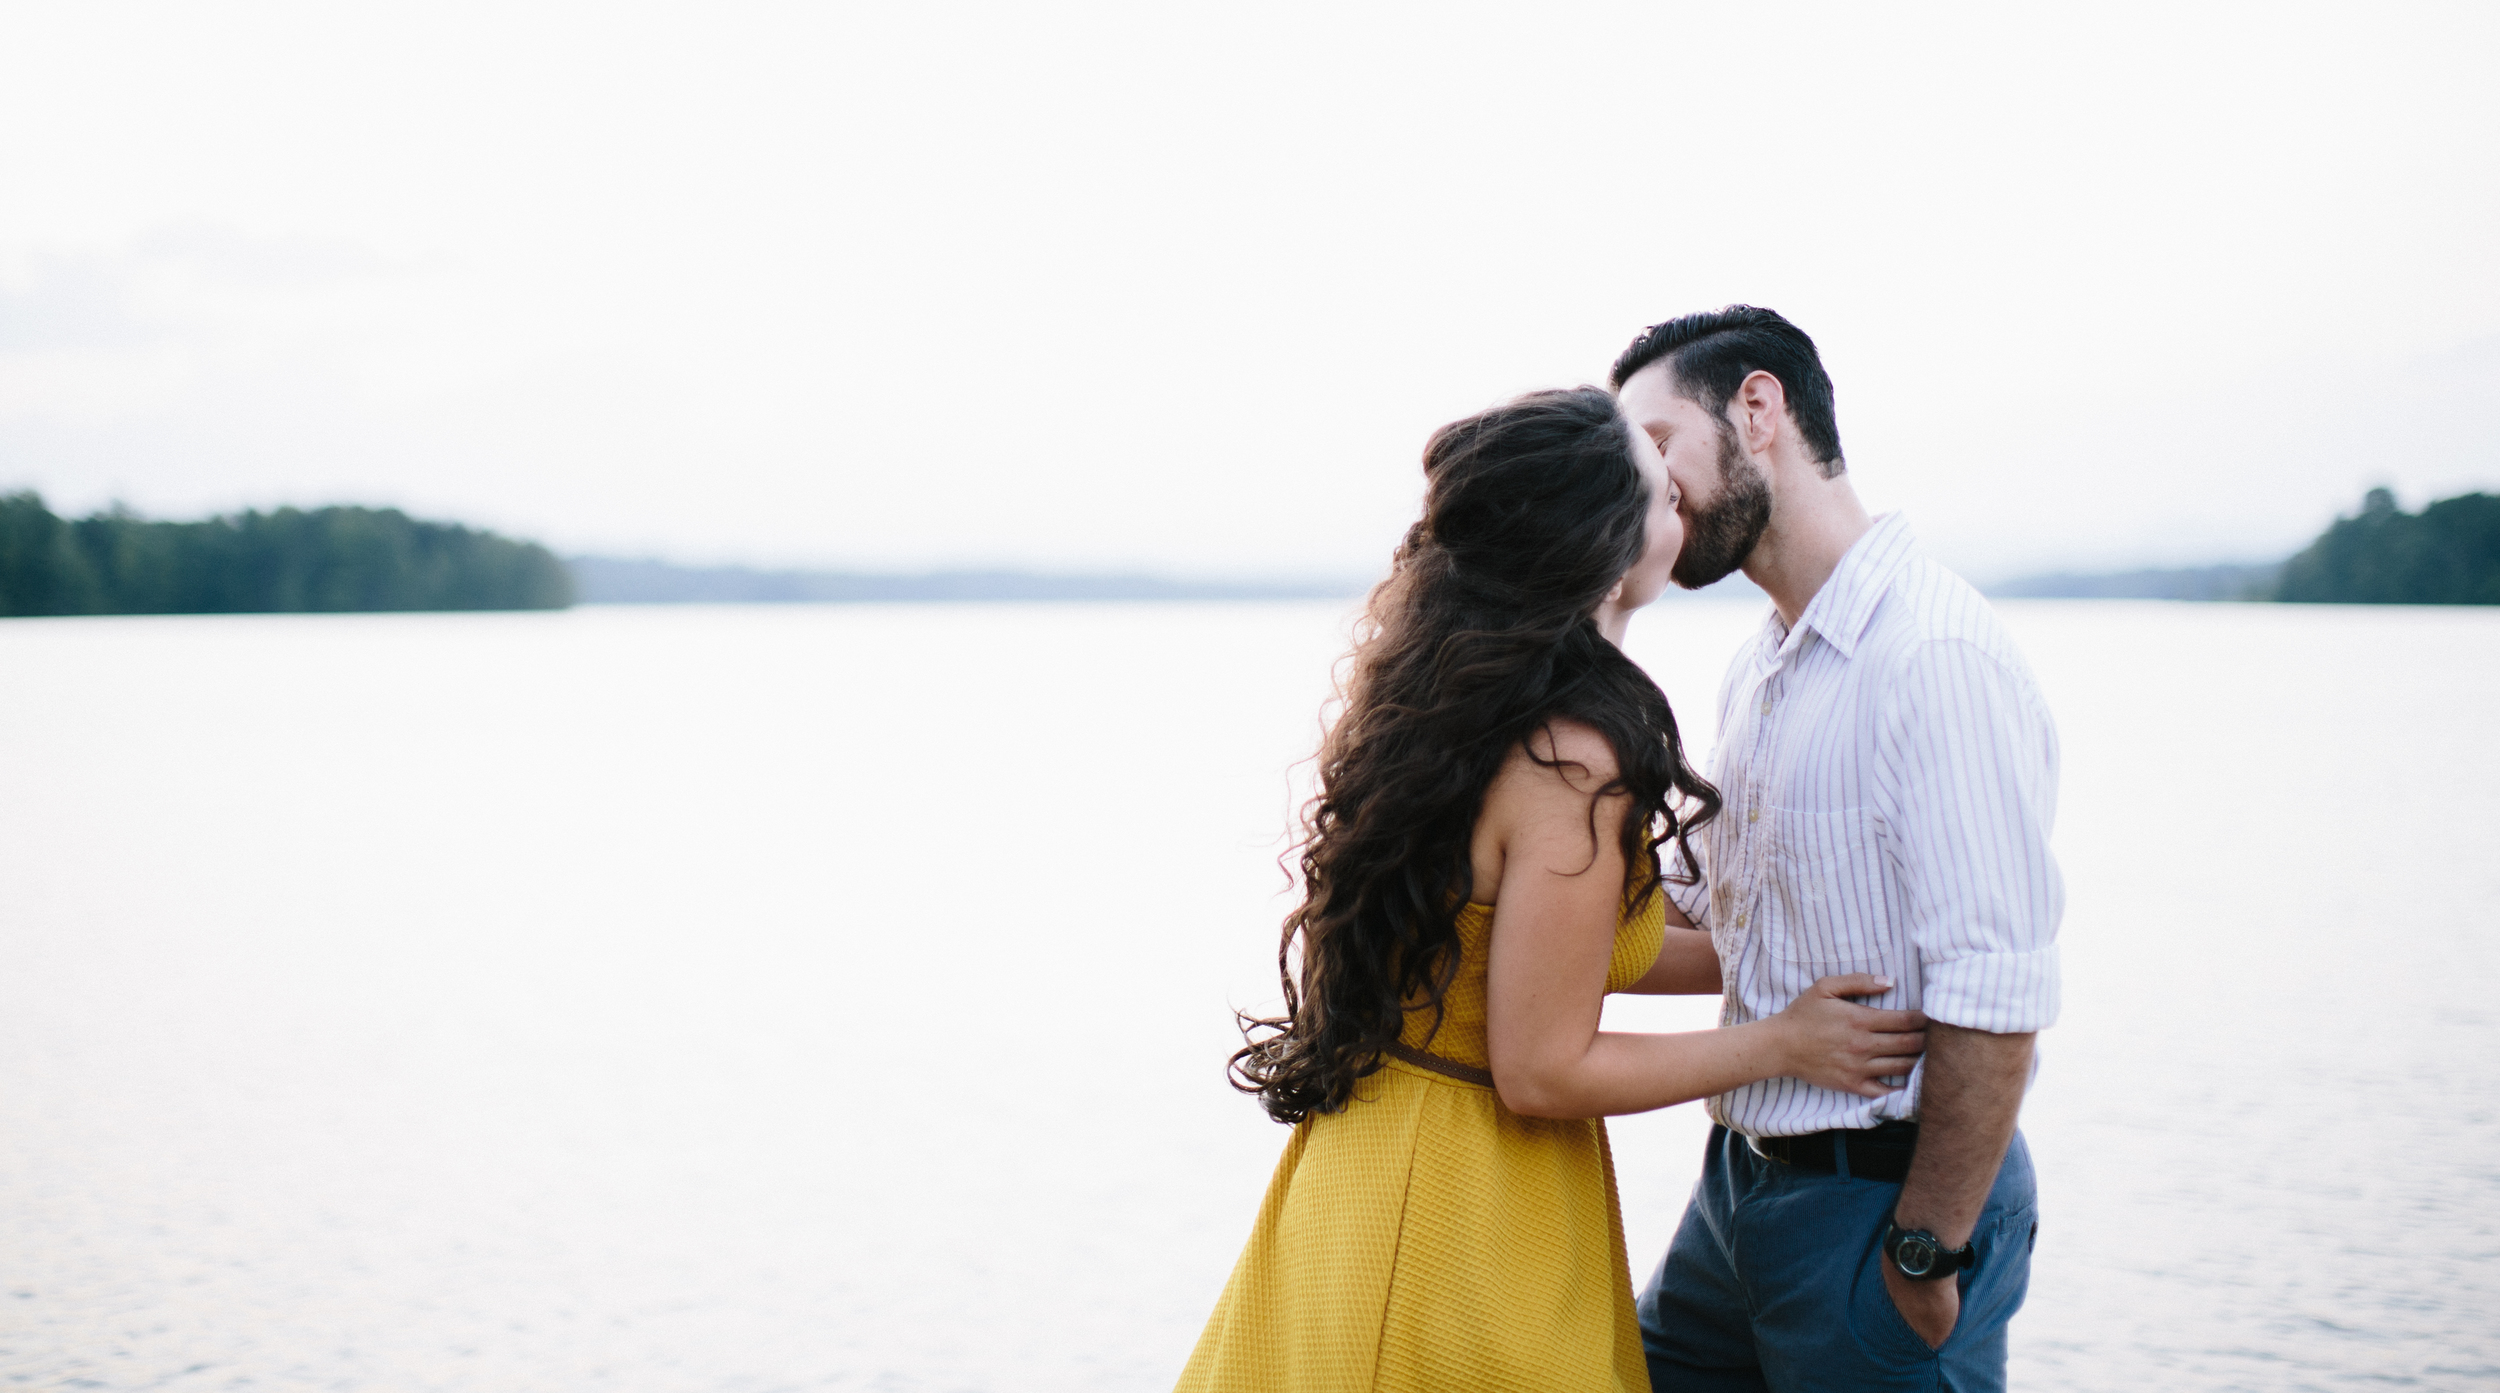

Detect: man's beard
[1671, 422, 1773, 590]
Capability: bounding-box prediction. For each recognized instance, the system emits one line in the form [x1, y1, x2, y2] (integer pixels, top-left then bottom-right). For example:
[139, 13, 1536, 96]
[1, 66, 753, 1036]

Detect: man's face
[1617, 361, 1772, 589]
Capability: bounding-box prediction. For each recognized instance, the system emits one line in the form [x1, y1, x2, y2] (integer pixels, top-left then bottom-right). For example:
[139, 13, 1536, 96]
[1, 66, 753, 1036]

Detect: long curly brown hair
[1231, 387, 1720, 1124]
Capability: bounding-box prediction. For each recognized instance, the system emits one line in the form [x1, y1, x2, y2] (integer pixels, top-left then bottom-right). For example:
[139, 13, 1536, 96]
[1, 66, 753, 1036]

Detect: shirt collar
[1770, 512, 1918, 662]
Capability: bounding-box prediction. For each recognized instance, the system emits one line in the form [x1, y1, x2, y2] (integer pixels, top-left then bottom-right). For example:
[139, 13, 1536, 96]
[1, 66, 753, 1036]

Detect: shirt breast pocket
[1770, 806, 1893, 967]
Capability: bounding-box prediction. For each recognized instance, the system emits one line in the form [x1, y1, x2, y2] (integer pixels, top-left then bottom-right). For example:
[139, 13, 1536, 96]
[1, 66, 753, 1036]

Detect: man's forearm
[1896, 1023, 2034, 1247]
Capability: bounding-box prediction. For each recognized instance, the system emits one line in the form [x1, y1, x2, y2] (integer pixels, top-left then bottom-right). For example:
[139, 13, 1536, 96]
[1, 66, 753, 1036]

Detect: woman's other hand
[1771, 975, 1926, 1097]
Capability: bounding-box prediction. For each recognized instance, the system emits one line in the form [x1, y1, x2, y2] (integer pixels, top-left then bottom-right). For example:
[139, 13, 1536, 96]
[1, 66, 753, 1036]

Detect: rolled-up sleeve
[1880, 638, 2063, 1033]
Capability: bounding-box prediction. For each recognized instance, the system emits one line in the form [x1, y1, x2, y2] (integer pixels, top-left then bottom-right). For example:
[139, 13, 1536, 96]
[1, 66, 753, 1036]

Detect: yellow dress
[1177, 891, 1668, 1393]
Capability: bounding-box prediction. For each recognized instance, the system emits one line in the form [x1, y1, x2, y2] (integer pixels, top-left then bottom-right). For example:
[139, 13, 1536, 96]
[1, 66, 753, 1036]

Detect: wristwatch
[1882, 1217, 1976, 1281]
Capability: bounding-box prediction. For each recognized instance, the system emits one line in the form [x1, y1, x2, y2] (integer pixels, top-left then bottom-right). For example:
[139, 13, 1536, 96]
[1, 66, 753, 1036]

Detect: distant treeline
[1992, 489, 2500, 605]
[2276, 489, 2500, 604]
[1990, 562, 2282, 602]
[568, 555, 1362, 604]
[12, 483, 2491, 618]
[0, 492, 572, 617]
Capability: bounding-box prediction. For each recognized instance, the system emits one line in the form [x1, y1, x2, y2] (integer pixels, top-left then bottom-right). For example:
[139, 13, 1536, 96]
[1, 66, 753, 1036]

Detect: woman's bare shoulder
[1493, 716, 1624, 802]
[1472, 717, 1634, 902]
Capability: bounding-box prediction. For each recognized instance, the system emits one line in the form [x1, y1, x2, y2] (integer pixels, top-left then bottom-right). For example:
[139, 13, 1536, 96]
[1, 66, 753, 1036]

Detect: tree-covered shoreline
[1990, 489, 2499, 604]
[7, 484, 2494, 618]
[2274, 489, 2500, 605]
[0, 492, 572, 616]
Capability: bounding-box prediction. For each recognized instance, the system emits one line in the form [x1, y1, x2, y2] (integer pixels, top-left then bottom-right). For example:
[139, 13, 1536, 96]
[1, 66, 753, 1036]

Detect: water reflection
[0, 601, 2492, 1390]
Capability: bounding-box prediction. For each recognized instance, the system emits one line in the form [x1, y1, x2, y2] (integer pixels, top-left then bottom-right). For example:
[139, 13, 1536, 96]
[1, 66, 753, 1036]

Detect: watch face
[1895, 1234, 1938, 1277]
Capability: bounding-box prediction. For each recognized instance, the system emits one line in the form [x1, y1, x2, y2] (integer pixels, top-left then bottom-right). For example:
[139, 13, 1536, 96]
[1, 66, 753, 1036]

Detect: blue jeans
[1637, 1125, 2037, 1393]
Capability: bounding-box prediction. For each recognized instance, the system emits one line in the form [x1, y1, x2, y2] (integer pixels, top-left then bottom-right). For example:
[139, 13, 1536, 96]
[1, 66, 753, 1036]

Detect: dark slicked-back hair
[1608, 305, 1845, 478]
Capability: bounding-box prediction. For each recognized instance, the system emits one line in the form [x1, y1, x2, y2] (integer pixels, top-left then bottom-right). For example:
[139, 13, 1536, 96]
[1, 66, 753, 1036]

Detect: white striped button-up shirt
[1666, 513, 2063, 1137]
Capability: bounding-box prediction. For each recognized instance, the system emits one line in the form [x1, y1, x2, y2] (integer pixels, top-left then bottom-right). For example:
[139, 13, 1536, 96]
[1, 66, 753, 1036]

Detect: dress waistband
[1382, 1039, 1495, 1089]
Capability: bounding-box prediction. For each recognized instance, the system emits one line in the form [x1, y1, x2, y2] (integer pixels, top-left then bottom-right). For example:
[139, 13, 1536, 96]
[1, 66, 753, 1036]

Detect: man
[1611, 306, 2061, 1392]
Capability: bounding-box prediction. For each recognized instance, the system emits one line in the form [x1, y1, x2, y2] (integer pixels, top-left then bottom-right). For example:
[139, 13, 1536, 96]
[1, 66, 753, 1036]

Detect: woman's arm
[1621, 924, 1720, 995]
[1478, 722, 1921, 1120]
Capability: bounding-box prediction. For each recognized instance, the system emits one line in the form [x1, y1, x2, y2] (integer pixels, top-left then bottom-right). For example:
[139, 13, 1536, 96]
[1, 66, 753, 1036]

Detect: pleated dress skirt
[1176, 897, 1666, 1393]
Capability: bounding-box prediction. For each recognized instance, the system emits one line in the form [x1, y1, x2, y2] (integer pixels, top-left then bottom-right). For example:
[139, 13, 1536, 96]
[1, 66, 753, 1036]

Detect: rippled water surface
[1, 600, 2494, 1391]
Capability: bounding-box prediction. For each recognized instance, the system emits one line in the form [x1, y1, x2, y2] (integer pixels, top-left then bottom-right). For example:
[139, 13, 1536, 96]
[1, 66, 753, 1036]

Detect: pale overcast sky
[1, 2, 2494, 582]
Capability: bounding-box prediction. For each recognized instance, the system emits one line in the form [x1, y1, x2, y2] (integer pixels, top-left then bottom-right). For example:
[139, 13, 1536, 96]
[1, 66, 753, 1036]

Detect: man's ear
[1730, 370, 1789, 455]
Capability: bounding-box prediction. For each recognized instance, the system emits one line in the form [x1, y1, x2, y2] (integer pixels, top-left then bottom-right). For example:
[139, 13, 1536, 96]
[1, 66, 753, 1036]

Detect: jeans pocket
[1877, 1281, 1940, 1354]
[1850, 1231, 1943, 1360]
[1979, 1203, 2037, 1272]
[1947, 1202, 2039, 1347]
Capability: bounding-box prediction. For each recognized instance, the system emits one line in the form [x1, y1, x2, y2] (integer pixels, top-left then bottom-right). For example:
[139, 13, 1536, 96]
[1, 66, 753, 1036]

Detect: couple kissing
[1180, 306, 2060, 1393]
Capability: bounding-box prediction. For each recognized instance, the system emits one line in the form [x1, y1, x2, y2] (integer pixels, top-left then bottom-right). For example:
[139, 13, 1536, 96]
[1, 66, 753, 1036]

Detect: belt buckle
[1745, 1133, 1784, 1165]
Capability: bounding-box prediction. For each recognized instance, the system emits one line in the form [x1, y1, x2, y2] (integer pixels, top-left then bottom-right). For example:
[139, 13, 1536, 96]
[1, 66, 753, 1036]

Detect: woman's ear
[1604, 578, 1626, 606]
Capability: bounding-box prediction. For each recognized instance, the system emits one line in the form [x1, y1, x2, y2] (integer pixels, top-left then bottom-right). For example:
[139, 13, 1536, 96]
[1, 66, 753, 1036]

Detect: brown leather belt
[1383, 1040, 1495, 1088]
[1747, 1121, 1921, 1183]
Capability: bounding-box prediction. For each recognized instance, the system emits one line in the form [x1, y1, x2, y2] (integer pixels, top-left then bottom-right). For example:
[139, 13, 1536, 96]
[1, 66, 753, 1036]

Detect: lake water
[1, 599, 2494, 1392]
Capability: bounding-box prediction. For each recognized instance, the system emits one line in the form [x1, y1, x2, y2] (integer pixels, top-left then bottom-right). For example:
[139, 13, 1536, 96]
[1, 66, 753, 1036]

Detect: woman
[1176, 388, 1923, 1392]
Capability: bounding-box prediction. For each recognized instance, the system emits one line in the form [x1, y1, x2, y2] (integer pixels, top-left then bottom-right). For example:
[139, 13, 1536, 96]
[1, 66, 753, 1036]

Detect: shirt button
[1747, 808, 1759, 824]
[1736, 913, 1749, 928]
[1760, 697, 1773, 715]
